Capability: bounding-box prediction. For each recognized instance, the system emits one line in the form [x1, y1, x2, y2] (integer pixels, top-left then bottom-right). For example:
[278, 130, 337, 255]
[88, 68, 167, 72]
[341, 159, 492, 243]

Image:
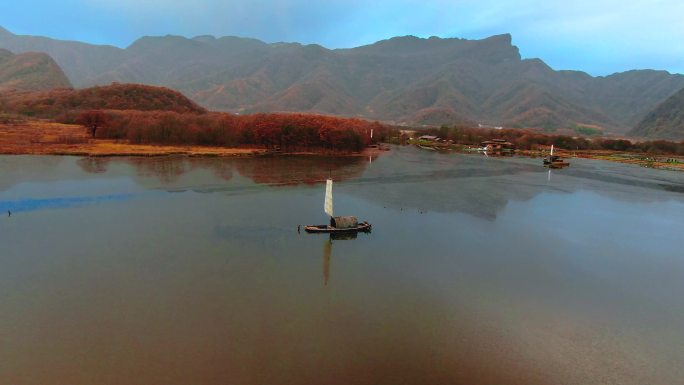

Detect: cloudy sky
[1, 0, 682, 75]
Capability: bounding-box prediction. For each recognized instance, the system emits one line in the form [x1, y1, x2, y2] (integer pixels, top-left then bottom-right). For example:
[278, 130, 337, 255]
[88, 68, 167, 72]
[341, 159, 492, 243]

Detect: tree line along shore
[0, 83, 682, 170]
[405, 124, 684, 171]
[1, 114, 683, 172]
[0, 84, 389, 155]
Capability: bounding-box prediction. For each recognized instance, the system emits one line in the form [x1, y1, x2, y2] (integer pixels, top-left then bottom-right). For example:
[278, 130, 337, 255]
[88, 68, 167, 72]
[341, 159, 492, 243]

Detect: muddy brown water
[1, 147, 683, 385]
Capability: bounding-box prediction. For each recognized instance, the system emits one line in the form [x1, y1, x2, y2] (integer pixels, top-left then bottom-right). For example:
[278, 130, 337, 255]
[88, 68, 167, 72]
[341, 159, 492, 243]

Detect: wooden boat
[545, 159, 571, 168]
[543, 145, 570, 168]
[305, 178, 372, 234]
[305, 222, 372, 234]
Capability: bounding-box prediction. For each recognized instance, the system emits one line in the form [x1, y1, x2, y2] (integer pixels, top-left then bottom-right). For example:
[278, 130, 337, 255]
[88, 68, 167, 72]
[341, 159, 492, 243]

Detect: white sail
[324, 178, 334, 217]
[550, 144, 554, 156]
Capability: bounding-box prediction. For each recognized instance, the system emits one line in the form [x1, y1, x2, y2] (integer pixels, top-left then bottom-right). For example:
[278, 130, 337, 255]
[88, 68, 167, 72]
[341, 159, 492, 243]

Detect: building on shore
[481, 139, 515, 152]
[419, 135, 439, 142]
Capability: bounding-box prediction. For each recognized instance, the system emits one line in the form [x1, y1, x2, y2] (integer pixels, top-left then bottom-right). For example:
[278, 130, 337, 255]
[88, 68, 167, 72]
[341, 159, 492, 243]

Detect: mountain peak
[0, 50, 72, 91]
[192, 35, 216, 43]
[485, 33, 513, 44]
[127, 34, 201, 51]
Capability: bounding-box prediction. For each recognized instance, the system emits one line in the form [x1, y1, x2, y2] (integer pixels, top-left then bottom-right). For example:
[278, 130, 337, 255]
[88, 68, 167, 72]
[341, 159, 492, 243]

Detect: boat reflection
[322, 232, 359, 286]
[330, 232, 358, 241]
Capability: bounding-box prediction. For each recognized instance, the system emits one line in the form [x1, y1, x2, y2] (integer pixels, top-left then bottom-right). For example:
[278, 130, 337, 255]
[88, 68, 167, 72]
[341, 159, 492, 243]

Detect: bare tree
[77, 110, 108, 138]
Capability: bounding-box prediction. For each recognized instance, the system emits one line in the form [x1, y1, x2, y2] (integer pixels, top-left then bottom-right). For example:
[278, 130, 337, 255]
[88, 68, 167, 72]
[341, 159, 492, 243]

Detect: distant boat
[544, 145, 570, 168]
[304, 178, 372, 234]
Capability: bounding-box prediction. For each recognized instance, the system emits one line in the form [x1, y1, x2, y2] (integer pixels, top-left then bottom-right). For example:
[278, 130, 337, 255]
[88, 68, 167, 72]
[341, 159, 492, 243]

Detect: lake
[1, 147, 683, 385]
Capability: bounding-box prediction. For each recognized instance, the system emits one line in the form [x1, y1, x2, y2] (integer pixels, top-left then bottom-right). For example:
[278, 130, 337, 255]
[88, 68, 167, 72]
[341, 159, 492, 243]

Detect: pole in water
[7, 210, 10, 217]
[297, 225, 301, 234]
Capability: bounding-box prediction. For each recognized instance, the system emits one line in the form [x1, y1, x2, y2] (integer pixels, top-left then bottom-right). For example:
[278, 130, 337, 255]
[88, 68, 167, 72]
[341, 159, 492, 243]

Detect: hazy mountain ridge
[0, 48, 71, 91]
[0, 26, 123, 85]
[2, 26, 684, 135]
[630, 87, 684, 140]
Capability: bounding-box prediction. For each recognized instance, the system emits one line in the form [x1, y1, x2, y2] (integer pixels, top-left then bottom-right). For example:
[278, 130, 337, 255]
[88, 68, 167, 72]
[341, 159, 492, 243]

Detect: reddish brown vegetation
[0, 119, 266, 156]
[0, 82, 390, 153]
[95, 111, 388, 152]
[0, 83, 206, 118]
[76, 110, 109, 137]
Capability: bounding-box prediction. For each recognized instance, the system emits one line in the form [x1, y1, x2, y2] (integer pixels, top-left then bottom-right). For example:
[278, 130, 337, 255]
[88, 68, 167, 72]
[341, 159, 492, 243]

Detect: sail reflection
[323, 238, 331, 286]
[321, 232, 359, 286]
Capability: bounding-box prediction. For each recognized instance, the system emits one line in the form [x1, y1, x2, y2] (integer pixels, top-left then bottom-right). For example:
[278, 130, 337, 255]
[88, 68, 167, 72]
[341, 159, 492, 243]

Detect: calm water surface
[1, 147, 683, 385]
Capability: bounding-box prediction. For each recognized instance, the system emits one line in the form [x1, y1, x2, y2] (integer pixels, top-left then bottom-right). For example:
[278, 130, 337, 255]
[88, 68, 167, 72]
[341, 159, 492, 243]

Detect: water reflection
[343, 148, 684, 220]
[187, 158, 234, 181]
[0, 156, 64, 191]
[69, 153, 546, 221]
[73, 155, 372, 187]
[1, 148, 683, 222]
[320, 232, 360, 286]
[127, 157, 189, 184]
[76, 157, 110, 174]
[234, 155, 373, 186]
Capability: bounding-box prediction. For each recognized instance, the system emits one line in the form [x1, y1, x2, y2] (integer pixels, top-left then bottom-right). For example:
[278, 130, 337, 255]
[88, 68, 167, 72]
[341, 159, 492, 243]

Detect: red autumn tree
[77, 110, 109, 138]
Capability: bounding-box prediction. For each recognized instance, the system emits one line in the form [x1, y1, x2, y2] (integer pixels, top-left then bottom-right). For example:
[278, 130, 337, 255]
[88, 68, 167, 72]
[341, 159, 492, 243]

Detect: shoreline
[0, 141, 385, 158]
[0, 141, 269, 157]
[5, 142, 681, 172]
[1, 121, 681, 170]
[2, 139, 682, 171]
[411, 143, 684, 171]
[517, 148, 684, 172]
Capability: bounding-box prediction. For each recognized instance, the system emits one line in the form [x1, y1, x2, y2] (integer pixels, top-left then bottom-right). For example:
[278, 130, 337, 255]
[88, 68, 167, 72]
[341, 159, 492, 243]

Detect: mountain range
[630, 88, 684, 140]
[1, 26, 683, 137]
[0, 48, 71, 91]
